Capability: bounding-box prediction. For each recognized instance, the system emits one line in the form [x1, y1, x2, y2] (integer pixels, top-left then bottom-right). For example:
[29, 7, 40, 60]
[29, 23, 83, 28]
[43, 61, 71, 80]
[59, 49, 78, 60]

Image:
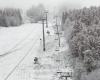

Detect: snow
[0, 23, 42, 80]
[0, 23, 42, 55]
[0, 23, 72, 80]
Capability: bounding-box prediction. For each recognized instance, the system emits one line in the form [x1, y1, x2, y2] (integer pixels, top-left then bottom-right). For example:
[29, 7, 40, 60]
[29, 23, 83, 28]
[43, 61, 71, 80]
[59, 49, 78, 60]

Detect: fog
[0, 0, 99, 10]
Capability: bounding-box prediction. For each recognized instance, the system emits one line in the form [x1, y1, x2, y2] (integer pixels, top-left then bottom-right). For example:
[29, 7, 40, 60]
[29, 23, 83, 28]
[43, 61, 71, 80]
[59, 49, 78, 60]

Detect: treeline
[62, 6, 100, 80]
[0, 4, 45, 27]
[0, 8, 22, 27]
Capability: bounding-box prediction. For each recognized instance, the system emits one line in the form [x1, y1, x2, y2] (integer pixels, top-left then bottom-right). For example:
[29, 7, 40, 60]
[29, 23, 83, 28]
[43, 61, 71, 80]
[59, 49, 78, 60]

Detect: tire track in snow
[0, 27, 36, 58]
[4, 35, 40, 80]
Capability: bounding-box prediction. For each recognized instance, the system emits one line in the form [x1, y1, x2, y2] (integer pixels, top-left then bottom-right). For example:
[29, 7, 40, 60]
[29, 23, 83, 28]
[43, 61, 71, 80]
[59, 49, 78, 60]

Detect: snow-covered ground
[0, 23, 43, 80]
[0, 23, 42, 55]
[0, 23, 72, 80]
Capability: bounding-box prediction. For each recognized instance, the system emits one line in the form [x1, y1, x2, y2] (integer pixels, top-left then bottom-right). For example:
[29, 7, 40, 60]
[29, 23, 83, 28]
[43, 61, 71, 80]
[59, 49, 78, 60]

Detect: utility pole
[42, 18, 46, 51]
[55, 16, 61, 47]
[44, 10, 48, 28]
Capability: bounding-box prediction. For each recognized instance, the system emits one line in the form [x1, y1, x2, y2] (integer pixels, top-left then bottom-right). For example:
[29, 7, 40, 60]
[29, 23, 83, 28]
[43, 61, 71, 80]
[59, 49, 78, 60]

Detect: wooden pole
[42, 18, 46, 51]
[55, 16, 60, 47]
[45, 10, 48, 28]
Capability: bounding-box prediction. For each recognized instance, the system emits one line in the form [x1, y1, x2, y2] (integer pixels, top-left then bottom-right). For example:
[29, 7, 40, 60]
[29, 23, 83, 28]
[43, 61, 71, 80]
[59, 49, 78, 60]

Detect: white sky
[0, 0, 99, 10]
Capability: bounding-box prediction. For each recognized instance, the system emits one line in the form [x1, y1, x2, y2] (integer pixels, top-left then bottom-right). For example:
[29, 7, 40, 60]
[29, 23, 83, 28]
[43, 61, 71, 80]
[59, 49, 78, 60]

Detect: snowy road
[0, 23, 43, 80]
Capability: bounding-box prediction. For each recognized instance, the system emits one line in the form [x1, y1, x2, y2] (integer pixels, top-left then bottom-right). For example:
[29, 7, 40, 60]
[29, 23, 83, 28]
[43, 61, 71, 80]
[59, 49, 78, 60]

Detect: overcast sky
[0, 0, 99, 10]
